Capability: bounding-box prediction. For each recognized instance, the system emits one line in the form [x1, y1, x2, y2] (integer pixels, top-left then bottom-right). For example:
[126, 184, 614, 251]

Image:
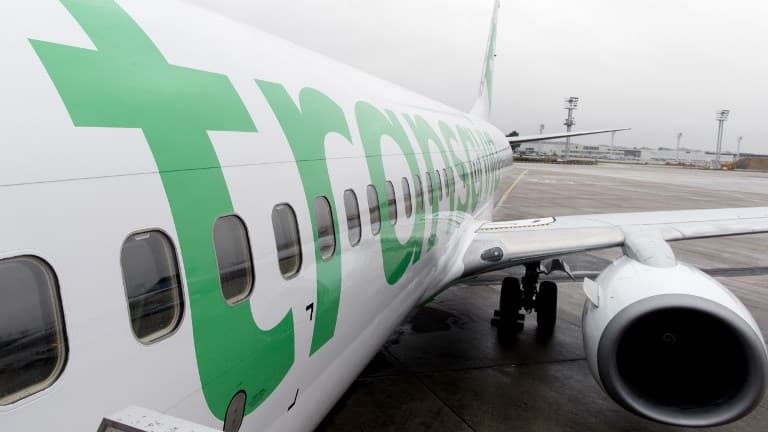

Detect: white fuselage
[1, 1, 512, 431]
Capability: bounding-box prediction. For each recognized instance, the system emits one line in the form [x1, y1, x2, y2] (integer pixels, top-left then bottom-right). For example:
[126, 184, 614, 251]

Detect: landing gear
[491, 262, 559, 340]
[491, 277, 524, 338]
[536, 281, 558, 339]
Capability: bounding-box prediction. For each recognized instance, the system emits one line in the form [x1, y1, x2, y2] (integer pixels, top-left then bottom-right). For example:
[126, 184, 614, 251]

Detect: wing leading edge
[508, 128, 630, 145]
[462, 207, 768, 278]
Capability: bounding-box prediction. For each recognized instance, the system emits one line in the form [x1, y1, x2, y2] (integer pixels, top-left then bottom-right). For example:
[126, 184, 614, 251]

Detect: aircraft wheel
[536, 281, 558, 340]
[492, 277, 524, 339]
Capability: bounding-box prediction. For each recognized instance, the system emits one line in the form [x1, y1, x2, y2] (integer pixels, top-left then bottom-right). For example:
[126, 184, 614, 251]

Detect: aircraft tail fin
[469, 0, 500, 121]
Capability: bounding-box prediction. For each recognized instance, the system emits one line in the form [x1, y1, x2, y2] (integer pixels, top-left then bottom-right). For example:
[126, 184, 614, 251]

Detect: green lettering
[31, 0, 293, 418]
[439, 122, 470, 214]
[356, 103, 425, 284]
[457, 126, 481, 212]
[256, 81, 350, 354]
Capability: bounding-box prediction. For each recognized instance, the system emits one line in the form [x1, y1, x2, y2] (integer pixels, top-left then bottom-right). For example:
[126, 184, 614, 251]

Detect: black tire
[498, 277, 524, 338]
[536, 281, 558, 340]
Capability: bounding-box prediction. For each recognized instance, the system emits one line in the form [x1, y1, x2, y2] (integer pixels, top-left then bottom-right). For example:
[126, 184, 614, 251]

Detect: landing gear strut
[491, 261, 558, 340]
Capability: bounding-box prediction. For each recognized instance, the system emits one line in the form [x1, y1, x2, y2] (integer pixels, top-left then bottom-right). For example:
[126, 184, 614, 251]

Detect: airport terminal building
[518, 141, 738, 165]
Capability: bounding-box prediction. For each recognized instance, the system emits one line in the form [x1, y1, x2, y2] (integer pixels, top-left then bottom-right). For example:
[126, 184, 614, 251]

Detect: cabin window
[367, 185, 381, 235]
[447, 167, 456, 196]
[385, 181, 398, 225]
[435, 170, 443, 201]
[401, 177, 413, 218]
[213, 215, 254, 305]
[343, 189, 361, 246]
[0, 256, 66, 405]
[457, 163, 466, 188]
[442, 168, 450, 197]
[271, 203, 302, 279]
[414, 174, 424, 211]
[444, 170, 449, 196]
[120, 231, 183, 344]
[425, 172, 434, 206]
[314, 196, 336, 260]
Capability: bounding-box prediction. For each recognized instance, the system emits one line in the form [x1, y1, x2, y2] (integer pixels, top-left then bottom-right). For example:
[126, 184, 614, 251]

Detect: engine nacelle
[582, 256, 768, 427]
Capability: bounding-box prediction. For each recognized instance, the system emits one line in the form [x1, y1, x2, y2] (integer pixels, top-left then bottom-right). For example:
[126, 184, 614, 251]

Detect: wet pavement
[317, 163, 768, 432]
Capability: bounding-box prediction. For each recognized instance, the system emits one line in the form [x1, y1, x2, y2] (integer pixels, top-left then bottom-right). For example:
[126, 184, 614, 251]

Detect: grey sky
[191, 0, 767, 154]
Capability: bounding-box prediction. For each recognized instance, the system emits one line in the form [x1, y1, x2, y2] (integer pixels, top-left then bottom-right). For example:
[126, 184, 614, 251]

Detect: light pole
[676, 132, 683, 162]
[539, 124, 545, 135]
[715, 109, 730, 166]
[563, 97, 579, 160]
[736, 136, 743, 160]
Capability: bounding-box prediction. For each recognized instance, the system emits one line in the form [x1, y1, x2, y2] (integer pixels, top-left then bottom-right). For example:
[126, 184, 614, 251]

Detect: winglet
[469, 0, 500, 120]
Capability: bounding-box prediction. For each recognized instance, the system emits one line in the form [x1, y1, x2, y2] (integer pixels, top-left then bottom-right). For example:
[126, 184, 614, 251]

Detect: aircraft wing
[507, 128, 630, 144]
[462, 207, 768, 277]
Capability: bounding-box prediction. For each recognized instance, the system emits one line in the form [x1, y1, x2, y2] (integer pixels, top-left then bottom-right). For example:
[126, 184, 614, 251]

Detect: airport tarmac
[317, 162, 768, 432]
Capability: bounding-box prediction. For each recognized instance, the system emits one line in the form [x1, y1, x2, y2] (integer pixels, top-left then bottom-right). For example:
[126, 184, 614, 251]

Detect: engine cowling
[582, 256, 768, 427]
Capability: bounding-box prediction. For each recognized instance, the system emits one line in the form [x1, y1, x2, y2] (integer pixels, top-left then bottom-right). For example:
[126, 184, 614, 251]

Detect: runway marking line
[497, 169, 528, 207]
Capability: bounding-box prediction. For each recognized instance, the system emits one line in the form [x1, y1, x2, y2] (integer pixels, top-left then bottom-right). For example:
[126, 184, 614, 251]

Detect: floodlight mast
[676, 132, 683, 162]
[563, 97, 579, 160]
[737, 136, 743, 160]
[715, 109, 729, 166]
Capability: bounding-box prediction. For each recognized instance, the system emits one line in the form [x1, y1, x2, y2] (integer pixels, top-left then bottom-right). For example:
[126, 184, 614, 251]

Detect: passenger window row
[0, 152, 503, 405]
[272, 155, 496, 281]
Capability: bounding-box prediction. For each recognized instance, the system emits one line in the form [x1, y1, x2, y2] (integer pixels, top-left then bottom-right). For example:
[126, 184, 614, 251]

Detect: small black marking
[480, 247, 504, 262]
[306, 303, 314, 321]
[287, 388, 299, 411]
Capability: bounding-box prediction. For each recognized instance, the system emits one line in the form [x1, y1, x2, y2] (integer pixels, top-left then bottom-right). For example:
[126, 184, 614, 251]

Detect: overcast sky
[190, 0, 768, 154]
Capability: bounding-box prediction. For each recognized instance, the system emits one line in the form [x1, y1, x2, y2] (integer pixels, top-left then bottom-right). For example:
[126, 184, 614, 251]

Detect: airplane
[1, 0, 767, 431]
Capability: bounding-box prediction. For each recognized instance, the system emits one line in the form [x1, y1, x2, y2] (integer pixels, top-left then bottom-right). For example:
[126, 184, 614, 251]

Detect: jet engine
[582, 255, 768, 427]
